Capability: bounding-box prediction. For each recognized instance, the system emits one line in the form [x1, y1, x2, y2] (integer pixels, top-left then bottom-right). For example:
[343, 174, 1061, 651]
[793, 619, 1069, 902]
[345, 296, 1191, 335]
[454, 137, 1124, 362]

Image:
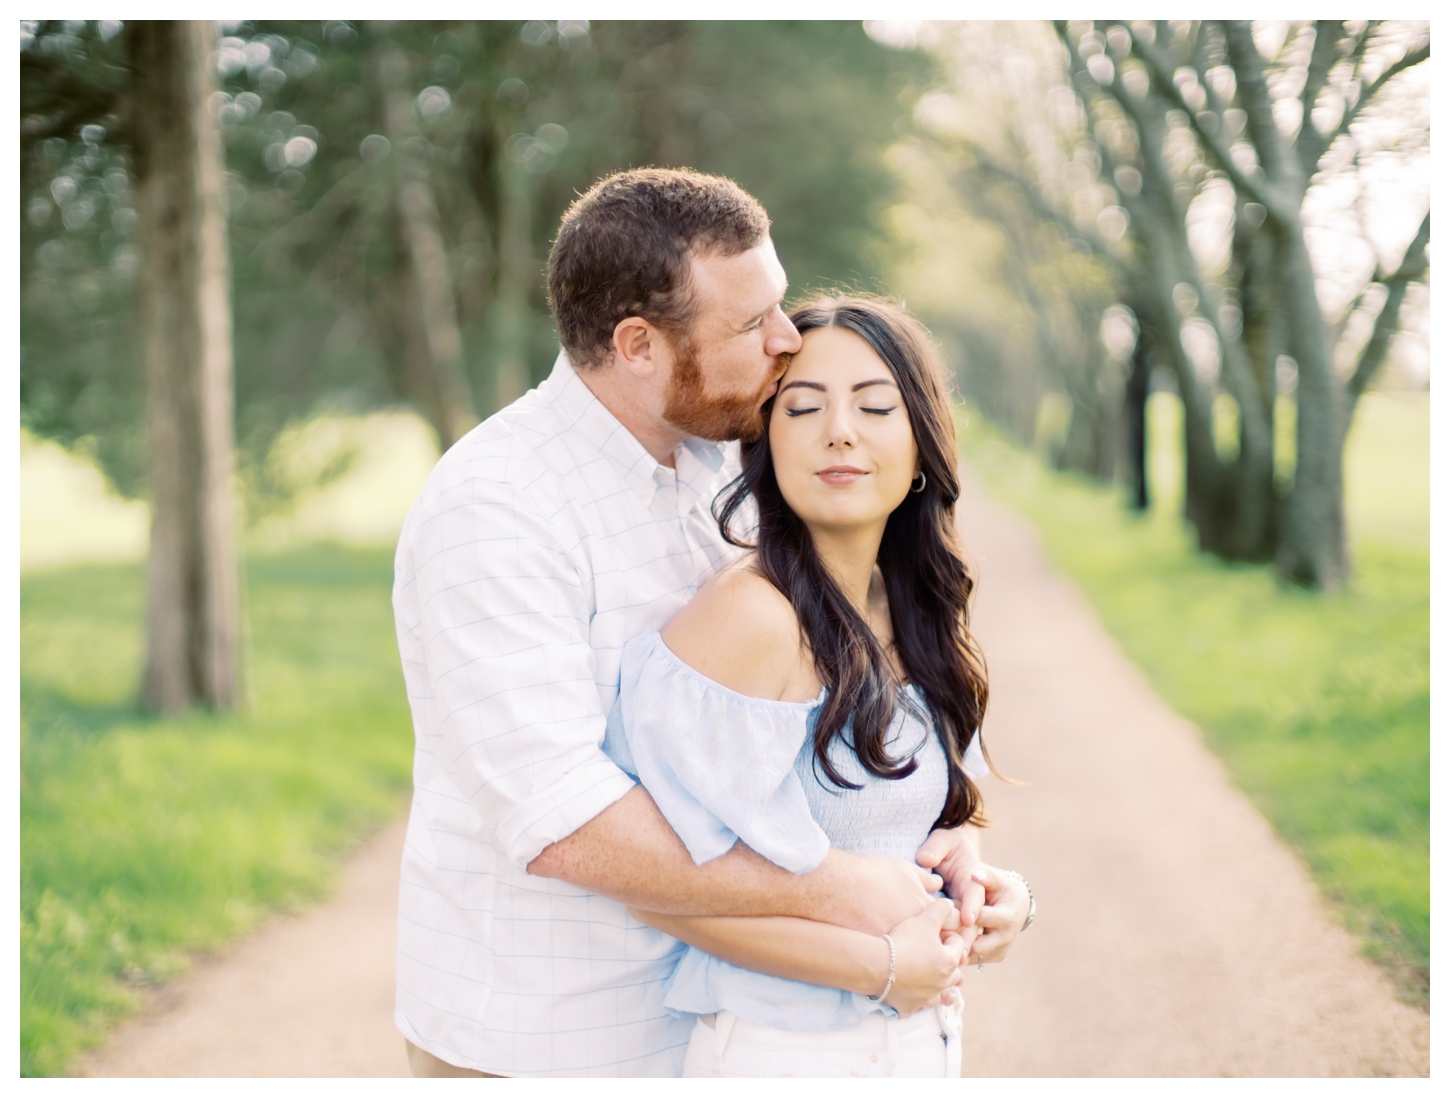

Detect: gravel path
[75, 464, 1428, 1077]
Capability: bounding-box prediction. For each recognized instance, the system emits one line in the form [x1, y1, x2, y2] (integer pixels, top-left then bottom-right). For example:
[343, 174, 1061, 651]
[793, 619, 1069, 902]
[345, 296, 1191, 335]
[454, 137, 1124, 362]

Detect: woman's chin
[795, 506, 897, 536]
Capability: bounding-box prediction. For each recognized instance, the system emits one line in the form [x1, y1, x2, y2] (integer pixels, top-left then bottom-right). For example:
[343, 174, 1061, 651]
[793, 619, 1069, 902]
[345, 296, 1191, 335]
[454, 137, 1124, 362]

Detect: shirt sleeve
[611, 634, 831, 874]
[399, 471, 636, 872]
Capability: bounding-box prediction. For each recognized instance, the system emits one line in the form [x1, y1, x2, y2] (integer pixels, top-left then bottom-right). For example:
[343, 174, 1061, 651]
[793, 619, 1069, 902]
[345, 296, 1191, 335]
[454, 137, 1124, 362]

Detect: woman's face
[769, 325, 919, 536]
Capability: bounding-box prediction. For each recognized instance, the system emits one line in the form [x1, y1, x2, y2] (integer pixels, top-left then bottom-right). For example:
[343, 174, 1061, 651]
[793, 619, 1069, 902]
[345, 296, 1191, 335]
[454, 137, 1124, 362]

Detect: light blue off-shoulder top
[602, 631, 989, 1031]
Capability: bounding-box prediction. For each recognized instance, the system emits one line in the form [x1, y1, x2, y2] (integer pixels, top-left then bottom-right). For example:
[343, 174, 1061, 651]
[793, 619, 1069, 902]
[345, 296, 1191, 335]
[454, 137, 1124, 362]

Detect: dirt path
[76, 464, 1428, 1077]
[74, 816, 411, 1077]
[955, 465, 1427, 1076]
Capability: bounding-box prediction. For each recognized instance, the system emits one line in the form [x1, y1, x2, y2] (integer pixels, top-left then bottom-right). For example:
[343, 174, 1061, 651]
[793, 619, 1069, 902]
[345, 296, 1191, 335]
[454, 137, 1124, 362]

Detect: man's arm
[528, 785, 943, 935]
[407, 477, 938, 936]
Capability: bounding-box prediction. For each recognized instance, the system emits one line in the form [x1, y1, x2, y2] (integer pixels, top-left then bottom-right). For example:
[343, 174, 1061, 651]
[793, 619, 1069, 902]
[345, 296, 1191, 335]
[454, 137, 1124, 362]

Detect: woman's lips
[817, 466, 867, 485]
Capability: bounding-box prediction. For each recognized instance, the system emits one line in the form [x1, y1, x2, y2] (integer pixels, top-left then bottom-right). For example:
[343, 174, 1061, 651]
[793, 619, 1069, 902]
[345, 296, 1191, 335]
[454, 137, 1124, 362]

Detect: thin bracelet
[867, 933, 896, 1003]
[1001, 869, 1036, 930]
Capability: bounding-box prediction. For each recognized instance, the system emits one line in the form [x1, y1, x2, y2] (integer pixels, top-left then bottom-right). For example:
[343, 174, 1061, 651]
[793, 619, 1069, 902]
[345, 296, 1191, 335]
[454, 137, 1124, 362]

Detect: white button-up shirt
[391, 351, 742, 1076]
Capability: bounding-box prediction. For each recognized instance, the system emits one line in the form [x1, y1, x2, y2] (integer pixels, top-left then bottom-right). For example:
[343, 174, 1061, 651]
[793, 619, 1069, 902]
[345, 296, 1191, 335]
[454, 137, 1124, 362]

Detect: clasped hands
[866, 828, 1029, 1016]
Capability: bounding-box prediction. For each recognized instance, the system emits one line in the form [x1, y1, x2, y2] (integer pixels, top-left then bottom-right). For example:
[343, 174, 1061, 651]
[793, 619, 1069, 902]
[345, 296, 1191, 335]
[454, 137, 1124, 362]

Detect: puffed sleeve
[603, 633, 831, 874]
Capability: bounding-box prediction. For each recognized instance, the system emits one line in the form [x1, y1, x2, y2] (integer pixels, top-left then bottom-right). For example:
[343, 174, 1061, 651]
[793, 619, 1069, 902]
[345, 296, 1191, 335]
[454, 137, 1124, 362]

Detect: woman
[603, 294, 1003, 1077]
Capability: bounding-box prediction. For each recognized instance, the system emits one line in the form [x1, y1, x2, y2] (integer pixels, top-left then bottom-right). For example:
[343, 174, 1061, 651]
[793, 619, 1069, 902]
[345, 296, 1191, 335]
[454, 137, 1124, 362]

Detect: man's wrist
[796, 848, 857, 921]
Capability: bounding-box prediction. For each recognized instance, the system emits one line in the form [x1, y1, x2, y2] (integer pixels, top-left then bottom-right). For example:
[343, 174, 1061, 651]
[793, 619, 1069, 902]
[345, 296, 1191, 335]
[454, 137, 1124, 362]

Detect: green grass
[20, 544, 415, 1077]
[959, 392, 1430, 1001]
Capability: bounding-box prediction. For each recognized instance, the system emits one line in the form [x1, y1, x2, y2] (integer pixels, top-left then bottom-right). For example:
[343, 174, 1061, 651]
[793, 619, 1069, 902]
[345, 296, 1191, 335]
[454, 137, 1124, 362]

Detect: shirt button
[638, 491, 649, 502]
[870, 1053, 878, 1063]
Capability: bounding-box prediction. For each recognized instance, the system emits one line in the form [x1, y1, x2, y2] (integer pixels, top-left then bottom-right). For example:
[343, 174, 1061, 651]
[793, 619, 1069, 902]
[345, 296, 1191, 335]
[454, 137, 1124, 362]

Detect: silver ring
[977, 956, 985, 972]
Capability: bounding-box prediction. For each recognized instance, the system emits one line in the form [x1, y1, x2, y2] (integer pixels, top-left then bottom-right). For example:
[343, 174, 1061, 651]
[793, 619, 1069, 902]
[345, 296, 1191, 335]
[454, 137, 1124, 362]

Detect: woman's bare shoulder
[661, 556, 819, 702]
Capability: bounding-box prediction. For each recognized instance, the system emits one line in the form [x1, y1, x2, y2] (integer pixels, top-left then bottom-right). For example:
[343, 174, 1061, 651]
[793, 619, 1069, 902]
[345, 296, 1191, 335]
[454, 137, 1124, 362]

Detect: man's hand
[966, 863, 1030, 964]
[825, 852, 942, 935]
[882, 898, 967, 1016]
[916, 825, 985, 927]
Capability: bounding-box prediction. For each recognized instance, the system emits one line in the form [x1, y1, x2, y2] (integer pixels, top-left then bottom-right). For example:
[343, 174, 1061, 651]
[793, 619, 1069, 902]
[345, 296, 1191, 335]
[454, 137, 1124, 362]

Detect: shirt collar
[542, 349, 731, 502]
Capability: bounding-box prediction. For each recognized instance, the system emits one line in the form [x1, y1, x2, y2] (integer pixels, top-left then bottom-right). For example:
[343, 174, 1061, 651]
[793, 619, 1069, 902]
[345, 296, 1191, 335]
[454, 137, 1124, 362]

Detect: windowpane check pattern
[392, 352, 742, 1076]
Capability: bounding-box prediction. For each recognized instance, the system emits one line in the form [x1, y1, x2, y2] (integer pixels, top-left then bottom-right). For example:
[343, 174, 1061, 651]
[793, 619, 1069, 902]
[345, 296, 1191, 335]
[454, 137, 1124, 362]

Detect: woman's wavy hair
[715, 293, 995, 829]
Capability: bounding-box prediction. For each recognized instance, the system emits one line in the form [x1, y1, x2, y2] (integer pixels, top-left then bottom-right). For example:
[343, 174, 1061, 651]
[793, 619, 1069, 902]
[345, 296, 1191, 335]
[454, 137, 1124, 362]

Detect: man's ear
[612, 317, 661, 379]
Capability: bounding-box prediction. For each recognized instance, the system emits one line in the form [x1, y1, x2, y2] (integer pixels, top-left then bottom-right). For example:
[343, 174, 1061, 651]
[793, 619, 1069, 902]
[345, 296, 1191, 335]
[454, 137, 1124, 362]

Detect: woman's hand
[881, 898, 967, 1016]
[966, 864, 1030, 964]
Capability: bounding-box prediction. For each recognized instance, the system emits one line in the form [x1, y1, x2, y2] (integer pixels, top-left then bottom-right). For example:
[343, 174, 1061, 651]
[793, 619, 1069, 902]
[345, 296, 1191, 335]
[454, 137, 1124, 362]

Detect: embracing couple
[391, 168, 1033, 1078]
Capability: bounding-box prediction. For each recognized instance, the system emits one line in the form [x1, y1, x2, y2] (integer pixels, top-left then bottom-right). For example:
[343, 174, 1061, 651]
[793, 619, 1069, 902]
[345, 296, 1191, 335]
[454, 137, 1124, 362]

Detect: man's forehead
[689, 238, 786, 320]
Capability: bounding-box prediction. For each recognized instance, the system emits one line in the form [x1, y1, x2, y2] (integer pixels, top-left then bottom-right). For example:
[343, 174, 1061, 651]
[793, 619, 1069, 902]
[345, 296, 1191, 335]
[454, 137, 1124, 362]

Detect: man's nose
[763, 308, 802, 357]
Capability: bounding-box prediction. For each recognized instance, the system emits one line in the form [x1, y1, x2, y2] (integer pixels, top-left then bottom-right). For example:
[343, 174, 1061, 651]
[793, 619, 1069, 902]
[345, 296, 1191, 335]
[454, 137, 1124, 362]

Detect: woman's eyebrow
[779, 380, 826, 393]
[852, 379, 899, 392]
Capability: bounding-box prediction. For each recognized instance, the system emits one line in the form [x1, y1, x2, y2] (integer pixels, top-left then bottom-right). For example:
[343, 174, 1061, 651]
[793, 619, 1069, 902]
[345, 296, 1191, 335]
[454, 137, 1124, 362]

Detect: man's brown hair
[546, 168, 770, 370]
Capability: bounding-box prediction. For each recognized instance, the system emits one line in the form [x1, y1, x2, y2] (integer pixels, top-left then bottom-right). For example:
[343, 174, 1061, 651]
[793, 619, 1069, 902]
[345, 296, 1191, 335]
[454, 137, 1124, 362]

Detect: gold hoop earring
[911, 471, 927, 494]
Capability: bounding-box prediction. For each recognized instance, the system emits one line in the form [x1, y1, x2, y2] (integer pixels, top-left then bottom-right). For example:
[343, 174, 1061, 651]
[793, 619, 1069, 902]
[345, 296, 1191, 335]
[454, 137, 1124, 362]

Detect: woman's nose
[825, 407, 857, 449]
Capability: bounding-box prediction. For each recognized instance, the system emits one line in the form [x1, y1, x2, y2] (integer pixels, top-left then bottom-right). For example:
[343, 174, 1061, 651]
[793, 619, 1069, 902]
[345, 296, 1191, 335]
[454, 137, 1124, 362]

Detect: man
[392, 168, 1029, 1077]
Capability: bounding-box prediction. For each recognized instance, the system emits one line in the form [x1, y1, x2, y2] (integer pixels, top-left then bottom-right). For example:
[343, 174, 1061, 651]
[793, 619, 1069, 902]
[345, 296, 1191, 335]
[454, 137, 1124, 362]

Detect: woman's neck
[809, 521, 887, 616]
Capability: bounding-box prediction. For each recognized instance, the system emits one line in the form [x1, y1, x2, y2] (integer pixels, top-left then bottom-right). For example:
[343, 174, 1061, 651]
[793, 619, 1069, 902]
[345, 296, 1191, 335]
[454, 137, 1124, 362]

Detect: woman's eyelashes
[782, 401, 899, 418]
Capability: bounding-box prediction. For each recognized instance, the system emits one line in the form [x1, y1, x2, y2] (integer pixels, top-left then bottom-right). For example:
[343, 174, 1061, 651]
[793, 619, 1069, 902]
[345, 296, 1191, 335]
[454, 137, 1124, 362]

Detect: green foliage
[957, 395, 1429, 999]
[20, 19, 927, 503]
[20, 546, 414, 1076]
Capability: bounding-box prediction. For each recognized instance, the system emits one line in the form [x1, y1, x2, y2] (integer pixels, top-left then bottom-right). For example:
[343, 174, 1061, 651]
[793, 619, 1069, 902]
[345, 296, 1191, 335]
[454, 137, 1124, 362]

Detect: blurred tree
[876, 24, 1132, 484]
[20, 21, 145, 496]
[240, 19, 927, 444]
[899, 20, 1429, 588]
[131, 22, 242, 712]
[1061, 20, 1429, 587]
[22, 19, 242, 711]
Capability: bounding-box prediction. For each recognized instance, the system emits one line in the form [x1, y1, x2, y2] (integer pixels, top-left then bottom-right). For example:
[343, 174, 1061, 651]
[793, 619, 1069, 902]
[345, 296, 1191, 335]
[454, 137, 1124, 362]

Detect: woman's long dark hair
[715, 294, 994, 829]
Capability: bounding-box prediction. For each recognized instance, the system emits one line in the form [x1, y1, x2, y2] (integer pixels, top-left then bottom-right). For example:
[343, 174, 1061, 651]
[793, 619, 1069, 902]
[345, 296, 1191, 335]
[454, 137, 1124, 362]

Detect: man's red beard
[662, 337, 784, 443]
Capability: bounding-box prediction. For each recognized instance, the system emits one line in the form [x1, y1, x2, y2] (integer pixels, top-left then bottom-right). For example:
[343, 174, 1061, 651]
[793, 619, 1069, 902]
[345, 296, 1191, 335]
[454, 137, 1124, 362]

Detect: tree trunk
[1275, 232, 1348, 587]
[131, 21, 241, 713]
[1124, 318, 1152, 511]
[492, 153, 533, 410]
[378, 48, 479, 450]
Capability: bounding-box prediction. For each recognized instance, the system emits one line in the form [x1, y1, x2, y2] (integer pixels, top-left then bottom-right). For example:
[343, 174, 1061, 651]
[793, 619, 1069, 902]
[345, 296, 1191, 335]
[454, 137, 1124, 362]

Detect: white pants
[681, 1001, 963, 1078]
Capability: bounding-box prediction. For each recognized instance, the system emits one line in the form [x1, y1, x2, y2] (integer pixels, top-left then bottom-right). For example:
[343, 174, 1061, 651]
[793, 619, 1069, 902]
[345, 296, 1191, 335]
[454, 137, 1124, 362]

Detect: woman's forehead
[782, 326, 894, 385]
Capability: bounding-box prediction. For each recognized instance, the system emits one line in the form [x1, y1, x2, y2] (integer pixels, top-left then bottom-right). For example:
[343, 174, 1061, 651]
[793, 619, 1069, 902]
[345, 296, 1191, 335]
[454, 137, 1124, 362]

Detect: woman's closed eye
[783, 403, 897, 417]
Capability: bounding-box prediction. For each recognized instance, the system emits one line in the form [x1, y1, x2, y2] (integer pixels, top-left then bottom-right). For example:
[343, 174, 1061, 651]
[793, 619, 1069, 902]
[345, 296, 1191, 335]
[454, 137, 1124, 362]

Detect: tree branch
[1127, 22, 1285, 221]
[1056, 23, 1186, 232]
[20, 50, 128, 149]
[1296, 20, 1344, 177]
[1329, 39, 1429, 147]
[1219, 21, 1301, 199]
[1345, 210, 1430, 407]
[957, 146, 1131, 282]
